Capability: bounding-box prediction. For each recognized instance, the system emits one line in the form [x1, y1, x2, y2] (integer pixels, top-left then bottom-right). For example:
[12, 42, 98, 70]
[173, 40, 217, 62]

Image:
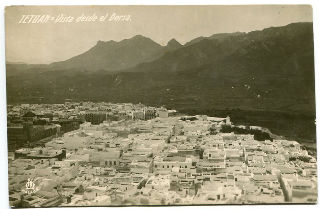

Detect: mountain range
[6, 22, 315, 117]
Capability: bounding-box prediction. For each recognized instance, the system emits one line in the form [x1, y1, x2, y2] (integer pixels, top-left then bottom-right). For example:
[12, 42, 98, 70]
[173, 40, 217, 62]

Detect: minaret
[226, 116, 231, 125]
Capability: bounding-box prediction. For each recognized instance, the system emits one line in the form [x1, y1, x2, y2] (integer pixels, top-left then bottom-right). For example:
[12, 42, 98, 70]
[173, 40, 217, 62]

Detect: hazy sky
[5, 5, 313, 64]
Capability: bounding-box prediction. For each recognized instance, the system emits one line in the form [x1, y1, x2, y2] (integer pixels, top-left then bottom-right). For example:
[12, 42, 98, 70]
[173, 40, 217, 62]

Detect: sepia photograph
[4, 4, 318, 207]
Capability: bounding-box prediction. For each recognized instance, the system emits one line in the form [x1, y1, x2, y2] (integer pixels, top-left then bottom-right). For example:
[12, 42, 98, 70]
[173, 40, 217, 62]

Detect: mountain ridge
[6, 22, 315, 118]
[48, 34, 165, 72]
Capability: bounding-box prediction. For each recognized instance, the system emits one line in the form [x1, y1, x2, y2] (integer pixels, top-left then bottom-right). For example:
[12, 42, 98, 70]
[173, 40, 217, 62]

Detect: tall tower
[226, 116, 231, 125]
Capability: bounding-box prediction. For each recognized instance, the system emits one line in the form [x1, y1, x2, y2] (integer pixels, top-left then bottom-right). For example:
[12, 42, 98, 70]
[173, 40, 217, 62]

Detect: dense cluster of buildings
[7, 102, 174, 151]
[7, 102, 317, 207]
